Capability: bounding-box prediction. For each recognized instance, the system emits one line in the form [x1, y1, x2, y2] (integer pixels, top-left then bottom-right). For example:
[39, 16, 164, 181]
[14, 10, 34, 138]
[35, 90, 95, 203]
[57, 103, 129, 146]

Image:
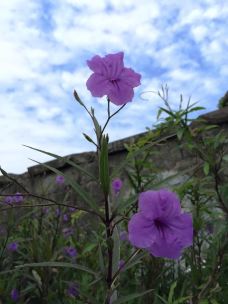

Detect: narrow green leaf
[155, 294, 168, 304]
[187, 106, 205, 113]
[168, 281, 177, 304]
[98, 242, 105, 275]
[122, 251, 147, 272]
[32, 270, 42, 287]
[91, 108, 101, 139]
[23, 144, 96, 180]
[73, 90, 85, 107]
[112, 226, 120, 275]
[113, 289, 153, 304]
[111, 133, 177, 179]
[203, 162, 210, 176]
[173, 296, 191, 304]
[99, 135, 110, 196]
[28, 159, 100, 215]
[83, 133, 96, 144]
[1, 262, 97, 276]
[223, 154, 228, 162]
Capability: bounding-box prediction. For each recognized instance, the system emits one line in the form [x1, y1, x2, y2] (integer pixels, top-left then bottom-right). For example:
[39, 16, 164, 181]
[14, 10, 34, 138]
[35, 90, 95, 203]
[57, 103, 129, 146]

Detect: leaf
[28, 159, 100, 215]
[98, 242, 105, 275]
[91, 107, 101, 139]
[223, 154, 228, 162]
[203, 162, 210, 176]
[173, 296, 191, 304]
[1, 262, 98, 277]
[82, 243, 97, 255]
[112, 226, 120, 275]
[113, 289, 154, 304]
[32, 270, 42, 287]
[155, 294, 168, 304]
[23, 145, 96, 180]
[122, 251, 147, 272]
[99, 135, 110, 196]
[73, 90, 85, 107]
[18, 262, 97, 276]
[176, 129, 185, 141]
[110, 133, 177, 179]
[83, 133, 96, 144]
[187, 106, 205, 113]
[168, 281, 177, 304]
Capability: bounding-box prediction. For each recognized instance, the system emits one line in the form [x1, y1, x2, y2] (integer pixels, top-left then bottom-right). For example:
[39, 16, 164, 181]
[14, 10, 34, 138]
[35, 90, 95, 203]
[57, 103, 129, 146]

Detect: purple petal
[139, 189, 181, 220]
[87, 55, 106, 74]
[108, 80, 134, 105]
[128, 213, 157, 248]
[166, 213, 193, 248]
[119, 67, 141, 87]
[86, 73, 110, 97]
[148, 238, 183, 259]
[103, 52, 124, 79]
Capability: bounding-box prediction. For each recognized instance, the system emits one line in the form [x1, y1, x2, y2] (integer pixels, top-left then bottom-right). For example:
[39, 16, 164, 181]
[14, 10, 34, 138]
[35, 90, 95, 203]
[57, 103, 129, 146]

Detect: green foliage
[0, 86, 228, 303]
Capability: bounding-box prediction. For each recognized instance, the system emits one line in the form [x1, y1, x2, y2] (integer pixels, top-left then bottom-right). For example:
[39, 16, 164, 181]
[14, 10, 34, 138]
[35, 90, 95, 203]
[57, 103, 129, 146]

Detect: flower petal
[87, 55, 106, 74]
[119, 67, 141, 87]
[108, 80, 134, 105]
[139, 189, 181, 220]
[167, 213, 193, 248]
[103, 52, 124, 79]
[148, 238, 183, 259]
[86, 74, 110, 97]
[128, 213, 157, 248]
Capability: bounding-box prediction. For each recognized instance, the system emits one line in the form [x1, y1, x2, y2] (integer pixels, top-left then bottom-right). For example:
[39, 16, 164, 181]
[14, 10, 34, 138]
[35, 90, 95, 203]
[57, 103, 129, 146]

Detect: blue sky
[0, 0, 227, 174]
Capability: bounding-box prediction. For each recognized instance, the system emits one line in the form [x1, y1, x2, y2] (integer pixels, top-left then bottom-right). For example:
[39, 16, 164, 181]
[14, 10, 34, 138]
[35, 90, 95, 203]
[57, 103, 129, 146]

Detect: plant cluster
[0, 52, 227, 304]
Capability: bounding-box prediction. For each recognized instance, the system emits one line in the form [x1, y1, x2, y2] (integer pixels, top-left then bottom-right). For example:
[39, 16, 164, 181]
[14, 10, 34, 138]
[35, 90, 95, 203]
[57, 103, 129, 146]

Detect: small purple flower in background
[56, 175, 65, 185]
[4, 196, 13, 204]
[7, 242, 19, 252]
[120, 231, 129, 242]
[128, 189, 193, 260]
[55, 208, 61, 217]
[118, 259, 125, 271]
[112, 178, 123, 194]
[68, 207, 76, 213]
[13, 192, 24, 204]
[64, 246, 78, 258]
[11, 288, 19, 301]
[42, 207, 49, 215]
[206, 222, 214, 235]
[86, 52, 141, 106]
[63, 214, 69, 222]
[62, 227, 74, 238]
[67, 282, 79, 298]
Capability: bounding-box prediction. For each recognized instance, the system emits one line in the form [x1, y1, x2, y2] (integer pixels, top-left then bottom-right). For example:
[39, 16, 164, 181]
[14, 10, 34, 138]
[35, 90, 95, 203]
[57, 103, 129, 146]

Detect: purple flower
[11, 288, 19, 301]
[55, 208, 61, 217]
[67, 282, 79, 298]
[56, 175, 65, 185]
[42, 207, 49, 215]
[64, 246, 78, 258]
[86, 52, 141, 106]
[118, 259, 125, 270]
[206, 222, 213, 235]
[63, 214, 69, 222]
[120, 231, 128, 242]
[62, 227, 74, 238]
[128, 189, 193, 260]
[7, 242, 19, 252]
[4, 196, 13, 204]
[112, 178, 123, 194]
[68, 207, 76, 213]
[13, 192, 24, 204]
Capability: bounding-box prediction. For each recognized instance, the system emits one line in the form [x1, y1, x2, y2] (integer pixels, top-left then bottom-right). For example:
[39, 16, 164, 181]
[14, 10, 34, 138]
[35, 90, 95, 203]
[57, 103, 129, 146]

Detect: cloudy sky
[0, 0, 227, 174]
